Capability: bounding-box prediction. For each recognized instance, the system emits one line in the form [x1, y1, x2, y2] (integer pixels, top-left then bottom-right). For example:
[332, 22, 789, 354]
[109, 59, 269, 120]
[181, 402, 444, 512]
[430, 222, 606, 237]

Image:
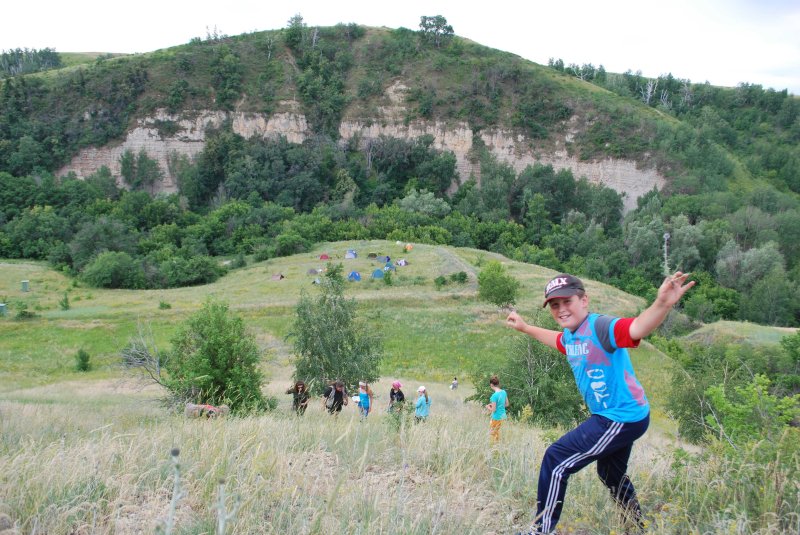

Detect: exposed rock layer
[59, 91, 664, 212]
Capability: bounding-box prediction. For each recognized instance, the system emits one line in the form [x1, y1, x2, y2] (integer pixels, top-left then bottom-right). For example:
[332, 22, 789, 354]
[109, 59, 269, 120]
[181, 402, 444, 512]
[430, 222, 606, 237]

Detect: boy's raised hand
[656, 271, 695, 307]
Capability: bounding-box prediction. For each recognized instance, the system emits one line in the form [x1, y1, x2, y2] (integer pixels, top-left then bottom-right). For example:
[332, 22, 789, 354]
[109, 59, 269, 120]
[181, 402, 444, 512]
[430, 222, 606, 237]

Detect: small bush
[59, 292, 70, 311]
[434, 275, 448, 289]
[449, 271, 468, 284]
[81, 251, 146, 289]
[254, 246, 274, 262]
[477, 261, 519, 307]
[14, 303, 37, 321]
[383, 270, 393, 286]
[230, 253, 247, 269]
[74, 349, 91, 372]
[158, 301, 172, 310]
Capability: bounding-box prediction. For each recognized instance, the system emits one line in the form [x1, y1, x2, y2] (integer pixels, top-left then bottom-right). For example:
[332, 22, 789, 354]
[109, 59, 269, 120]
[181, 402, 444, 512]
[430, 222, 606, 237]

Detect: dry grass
[0, 379, 687, 535]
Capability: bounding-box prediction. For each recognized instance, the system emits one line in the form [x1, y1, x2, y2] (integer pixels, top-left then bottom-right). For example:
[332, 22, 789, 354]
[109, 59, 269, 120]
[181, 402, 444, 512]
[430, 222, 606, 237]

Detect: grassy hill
[0, 240, 648, 387]
[2, 242, 796, 533]
[3, 24, 797, 201]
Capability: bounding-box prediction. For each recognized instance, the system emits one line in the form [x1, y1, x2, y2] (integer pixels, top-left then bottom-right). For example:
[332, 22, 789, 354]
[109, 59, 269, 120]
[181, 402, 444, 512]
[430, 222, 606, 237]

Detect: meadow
[0, 241, 797, 534]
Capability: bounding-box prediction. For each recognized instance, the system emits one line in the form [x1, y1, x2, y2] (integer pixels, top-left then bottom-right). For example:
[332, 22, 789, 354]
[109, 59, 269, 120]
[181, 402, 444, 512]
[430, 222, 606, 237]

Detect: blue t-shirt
[415, 395, 431, 417]
[557, 313, 649, 423]
[490, 389, 507, 420]
[358, 391, 370, 409]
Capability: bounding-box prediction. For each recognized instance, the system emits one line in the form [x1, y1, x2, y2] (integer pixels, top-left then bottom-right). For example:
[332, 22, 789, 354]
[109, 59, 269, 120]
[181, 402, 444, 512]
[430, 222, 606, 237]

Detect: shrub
[383, 270, 393, 286]
[434, 275, 448, 290]
[81, 252, 146, 289]
[58, 292, 70, 311]
[158, 301, 172, 310]
[253, 247, 274, 262]
[74, 349, 91, 372]
[274, 232, 310, 256]
[477, 260, 519, 307]
[165, 300, 269, 412]
[230, 253, 247, 269]
[449, 271, 468, 284]
[13, 303, 37, 321]
[159, 255, 225, 287]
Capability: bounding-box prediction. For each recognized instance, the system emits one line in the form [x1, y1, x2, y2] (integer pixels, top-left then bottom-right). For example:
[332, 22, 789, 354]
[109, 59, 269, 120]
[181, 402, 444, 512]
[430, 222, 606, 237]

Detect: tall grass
[1, 382, 796, 534]
[2, 246, 797, 533]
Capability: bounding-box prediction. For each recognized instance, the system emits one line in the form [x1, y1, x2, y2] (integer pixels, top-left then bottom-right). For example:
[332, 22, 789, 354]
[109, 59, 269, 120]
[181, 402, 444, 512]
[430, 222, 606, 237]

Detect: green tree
[290, 263, 383, 394]
[705, 375, 799, 445]
[418, 15, 454, 48]
[740, 266, 798, 326]
[398, 188, 451, 217]
[68, 216, 138, 271]
[166, 300, 268, 412]
[478, 260, 520, 307]
[5, 205, 70, 259]
[469, 318, 587, 427]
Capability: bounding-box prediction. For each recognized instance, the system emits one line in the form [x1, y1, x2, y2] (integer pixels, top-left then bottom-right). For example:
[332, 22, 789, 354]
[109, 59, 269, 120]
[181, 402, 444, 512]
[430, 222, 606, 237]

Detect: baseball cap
[417, 385, 426, 392]
[542, 274, 584, 307]
[392, 381, 402, 389]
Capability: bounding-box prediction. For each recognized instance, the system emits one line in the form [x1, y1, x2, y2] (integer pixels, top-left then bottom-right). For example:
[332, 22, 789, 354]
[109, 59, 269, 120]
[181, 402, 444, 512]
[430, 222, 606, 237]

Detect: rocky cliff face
[58, 83, 664, 212]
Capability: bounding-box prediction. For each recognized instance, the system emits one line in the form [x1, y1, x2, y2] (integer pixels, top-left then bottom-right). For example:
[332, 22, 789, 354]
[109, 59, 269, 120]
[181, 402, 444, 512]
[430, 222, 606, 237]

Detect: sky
[2, 0, 799, 94]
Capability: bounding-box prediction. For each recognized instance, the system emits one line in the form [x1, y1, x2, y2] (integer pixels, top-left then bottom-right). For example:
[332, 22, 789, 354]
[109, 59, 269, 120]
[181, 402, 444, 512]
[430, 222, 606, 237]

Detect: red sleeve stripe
[556, 332, 566, 354]
[614, 317, 640, 348]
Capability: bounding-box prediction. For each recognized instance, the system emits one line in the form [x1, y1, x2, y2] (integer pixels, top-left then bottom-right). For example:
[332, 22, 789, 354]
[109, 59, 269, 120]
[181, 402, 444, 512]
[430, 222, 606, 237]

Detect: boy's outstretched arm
[629, 271, 695, 341]
[506, 311, 561, 350]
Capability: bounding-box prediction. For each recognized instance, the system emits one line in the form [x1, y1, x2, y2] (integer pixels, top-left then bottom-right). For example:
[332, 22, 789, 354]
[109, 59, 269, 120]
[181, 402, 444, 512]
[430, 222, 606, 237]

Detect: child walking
[414, 386, 431, 423]
[485, 375, 509, 443]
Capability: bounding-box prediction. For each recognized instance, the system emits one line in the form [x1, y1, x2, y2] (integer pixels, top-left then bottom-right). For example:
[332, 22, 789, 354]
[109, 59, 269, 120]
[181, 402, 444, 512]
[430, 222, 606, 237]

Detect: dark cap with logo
[542, 274, 585, 307]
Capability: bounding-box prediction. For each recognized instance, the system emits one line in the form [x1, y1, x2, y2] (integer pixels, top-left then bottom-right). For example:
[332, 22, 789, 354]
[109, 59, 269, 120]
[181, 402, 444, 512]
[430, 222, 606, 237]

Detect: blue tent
[345, 250, 358, 259]
[384, 262, 395, 271]
[371, 269, 385, 279]
[348, 271, 362, 282]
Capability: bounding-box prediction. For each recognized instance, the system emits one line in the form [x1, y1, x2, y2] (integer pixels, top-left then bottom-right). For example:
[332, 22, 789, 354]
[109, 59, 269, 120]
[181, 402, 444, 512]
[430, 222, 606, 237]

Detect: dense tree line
[0, 48, 62, 78]
[1, 129, 798, 325]
[550, 58, 800, 195]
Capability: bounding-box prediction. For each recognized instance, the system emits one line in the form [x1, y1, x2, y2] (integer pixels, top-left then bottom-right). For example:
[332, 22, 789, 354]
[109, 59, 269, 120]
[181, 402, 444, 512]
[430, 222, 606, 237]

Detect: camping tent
[319, 253, 330, 260]
[371, 269, 384, 279]
[384, 262, 395, 271]
[307, 268, 320, 275]
[404, 244, 413, 252]
[348, 271, 362, 282]
[271, 273, 285, 281]
[396, 259, 409, 266]
[367, 252, 378, 259]
[312, 278, 321, 285]
[345, 250, 357, 259]
[377, 256, 390, 263]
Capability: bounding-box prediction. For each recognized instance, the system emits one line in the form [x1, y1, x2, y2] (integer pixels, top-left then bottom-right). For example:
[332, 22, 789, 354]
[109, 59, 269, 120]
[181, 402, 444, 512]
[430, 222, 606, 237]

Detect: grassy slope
[1, 243, 794, 533]
[0, 241, 645, 386]
[0, 239, 687, 439]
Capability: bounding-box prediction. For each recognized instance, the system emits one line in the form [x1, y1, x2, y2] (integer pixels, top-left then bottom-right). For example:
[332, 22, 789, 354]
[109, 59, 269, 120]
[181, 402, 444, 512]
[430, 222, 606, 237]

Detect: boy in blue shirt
[486, 375, 509, 443]
[507, 271, 694, 534]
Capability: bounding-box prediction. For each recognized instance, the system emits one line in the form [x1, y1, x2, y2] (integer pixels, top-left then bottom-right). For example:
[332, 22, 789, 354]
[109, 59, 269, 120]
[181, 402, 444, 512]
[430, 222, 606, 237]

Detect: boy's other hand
[506, 311, 528, 331]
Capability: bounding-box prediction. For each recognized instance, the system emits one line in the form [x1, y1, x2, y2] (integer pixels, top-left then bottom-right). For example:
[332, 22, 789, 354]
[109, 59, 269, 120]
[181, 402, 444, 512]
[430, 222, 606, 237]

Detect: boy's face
[548, 293, 589, 331]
